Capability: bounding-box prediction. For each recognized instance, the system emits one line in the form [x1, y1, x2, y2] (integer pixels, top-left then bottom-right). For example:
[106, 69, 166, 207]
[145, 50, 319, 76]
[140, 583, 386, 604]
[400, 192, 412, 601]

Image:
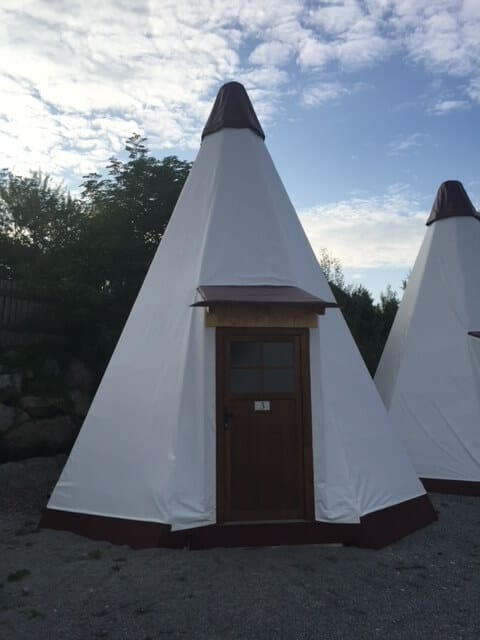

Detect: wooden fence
[0, 280, 64, 346]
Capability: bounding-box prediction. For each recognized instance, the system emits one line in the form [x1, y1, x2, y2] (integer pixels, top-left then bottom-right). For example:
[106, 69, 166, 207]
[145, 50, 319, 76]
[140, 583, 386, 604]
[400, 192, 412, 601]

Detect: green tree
[0, 136, 192, 370]
[317, 247, 345, 290]
[80, 134, 192, 316]
[0, 170, 85, 292]
[317, 248, 400, 375]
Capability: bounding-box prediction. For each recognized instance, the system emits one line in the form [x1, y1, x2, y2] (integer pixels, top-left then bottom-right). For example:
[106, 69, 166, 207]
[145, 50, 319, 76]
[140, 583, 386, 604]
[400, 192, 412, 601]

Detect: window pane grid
[229, 340, 295, 394]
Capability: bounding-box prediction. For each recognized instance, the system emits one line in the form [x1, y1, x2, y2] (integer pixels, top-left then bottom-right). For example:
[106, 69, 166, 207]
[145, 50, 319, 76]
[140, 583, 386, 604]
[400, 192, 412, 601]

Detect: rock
[0, 403, 16, 434]
[3, 349, 18, 362]
[65, 359, 95, 393]
[68, 389, 92, 418]
[24, 367, 35, 380]
[0, 454, 67, 488]
[42, 358, 60, 378]
[3, 417, 78, 459]
[16, 410, 30, 425]
[20, 395, 68, 418]
[0, 372, 22, 402]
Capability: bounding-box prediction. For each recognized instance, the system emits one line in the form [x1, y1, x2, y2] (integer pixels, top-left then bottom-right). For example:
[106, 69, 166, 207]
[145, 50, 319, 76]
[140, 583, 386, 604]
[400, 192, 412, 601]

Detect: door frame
[215, 327, 315, 524]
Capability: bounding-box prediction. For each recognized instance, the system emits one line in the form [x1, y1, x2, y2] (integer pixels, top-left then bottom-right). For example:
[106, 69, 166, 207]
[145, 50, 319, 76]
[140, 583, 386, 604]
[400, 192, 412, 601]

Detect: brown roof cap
[201, 82, 265, 141]
[191, 285, 338, 314]
[426, 181, 478, 226]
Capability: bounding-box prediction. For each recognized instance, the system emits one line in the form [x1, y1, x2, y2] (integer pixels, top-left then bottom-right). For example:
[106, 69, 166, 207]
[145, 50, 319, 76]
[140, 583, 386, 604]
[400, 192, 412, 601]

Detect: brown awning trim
[191, 285, 338, 314]
[468, 331, 480, 339]
[201, 82, 265, 141]
[426, 181, 478, 226]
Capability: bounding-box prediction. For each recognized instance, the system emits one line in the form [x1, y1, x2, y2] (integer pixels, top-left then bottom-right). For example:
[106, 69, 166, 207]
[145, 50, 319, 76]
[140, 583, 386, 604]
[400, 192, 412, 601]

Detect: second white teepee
[375, 181, 480, 494]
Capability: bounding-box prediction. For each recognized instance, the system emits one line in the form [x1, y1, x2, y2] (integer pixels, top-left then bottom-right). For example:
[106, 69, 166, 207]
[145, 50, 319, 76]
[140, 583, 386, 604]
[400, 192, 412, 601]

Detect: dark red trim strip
[421, 477, 480, 496]
[40, 495, 436, 550]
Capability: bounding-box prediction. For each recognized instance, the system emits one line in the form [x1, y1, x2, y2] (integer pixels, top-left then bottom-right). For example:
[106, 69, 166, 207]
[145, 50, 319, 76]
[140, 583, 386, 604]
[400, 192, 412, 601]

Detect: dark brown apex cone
[426, 180, 478, 226]
[201, 81, 265, 141]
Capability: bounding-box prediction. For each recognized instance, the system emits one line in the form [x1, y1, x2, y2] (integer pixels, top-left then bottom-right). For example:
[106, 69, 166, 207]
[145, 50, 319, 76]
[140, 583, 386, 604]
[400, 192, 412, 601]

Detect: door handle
[224, 407, 233, 430]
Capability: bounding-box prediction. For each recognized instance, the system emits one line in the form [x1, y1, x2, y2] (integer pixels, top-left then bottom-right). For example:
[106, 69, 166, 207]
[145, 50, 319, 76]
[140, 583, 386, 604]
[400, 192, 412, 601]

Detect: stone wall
[0, 349, 95, 462]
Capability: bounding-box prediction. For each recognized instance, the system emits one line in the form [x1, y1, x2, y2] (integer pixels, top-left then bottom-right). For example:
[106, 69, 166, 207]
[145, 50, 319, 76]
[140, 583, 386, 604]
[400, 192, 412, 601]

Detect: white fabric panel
[49, 128, 426, 527]
[311, 313, 424, 522]
[50, 137, 219, 527]
[375, 217, 480, 481]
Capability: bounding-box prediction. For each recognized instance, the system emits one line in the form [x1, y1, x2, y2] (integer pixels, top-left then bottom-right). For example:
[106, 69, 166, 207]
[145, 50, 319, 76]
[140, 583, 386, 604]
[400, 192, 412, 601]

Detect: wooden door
[216, 328, 314, 523]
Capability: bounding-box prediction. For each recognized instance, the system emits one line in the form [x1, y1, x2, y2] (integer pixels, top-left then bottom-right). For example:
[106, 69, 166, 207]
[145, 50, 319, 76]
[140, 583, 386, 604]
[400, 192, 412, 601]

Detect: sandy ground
[1, 457, 480, 640]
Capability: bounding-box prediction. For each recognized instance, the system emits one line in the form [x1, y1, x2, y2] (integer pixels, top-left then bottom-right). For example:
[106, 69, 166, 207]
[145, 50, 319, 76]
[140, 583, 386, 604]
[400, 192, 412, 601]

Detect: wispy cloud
[302, 82, 350, 107]
[0, 0, 479, 185]
[389, 132, 424, 154]
[430, 99, 470, 115]
[390, 0, 480, 100]
[302, 80, 369, 107]
[299, 187, 427, 270]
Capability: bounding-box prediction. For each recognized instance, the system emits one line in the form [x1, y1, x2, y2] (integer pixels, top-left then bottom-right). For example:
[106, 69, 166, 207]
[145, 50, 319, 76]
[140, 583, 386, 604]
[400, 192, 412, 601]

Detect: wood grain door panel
[216, 329, 314, 523]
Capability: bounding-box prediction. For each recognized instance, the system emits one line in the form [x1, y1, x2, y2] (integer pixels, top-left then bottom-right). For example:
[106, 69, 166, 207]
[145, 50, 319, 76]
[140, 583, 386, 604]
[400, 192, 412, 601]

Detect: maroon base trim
[40, 495, 436, 550]
[421, 477, 480, 496]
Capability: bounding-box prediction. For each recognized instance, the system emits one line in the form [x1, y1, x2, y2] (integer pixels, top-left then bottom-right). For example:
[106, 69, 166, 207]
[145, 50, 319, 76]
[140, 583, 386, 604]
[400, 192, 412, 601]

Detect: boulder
[0, 454, 67, 489]
[0, 372, 22, 402]
[65, 359, 95, 394]
[42, 357, 61, 378]
[15, 410, 30, 425]
[68, 389, 92, 418]
[20, 395, 68, 418]
[0, 403, 15, 434]
[3, 416, 78, 459]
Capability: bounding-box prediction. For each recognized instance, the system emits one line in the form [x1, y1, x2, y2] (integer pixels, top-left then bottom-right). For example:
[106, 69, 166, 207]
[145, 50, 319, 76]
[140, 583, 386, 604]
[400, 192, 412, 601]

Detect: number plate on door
[254, 400, 270, 411]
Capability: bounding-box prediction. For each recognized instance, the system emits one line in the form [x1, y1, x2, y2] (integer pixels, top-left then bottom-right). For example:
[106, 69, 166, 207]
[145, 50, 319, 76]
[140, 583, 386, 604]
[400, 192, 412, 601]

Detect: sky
[1, 0, 479, 300]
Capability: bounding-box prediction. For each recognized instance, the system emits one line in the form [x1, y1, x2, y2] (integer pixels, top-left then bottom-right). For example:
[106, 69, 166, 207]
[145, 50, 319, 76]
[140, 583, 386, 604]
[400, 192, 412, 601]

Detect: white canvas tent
[375, 181, 480, 494]
[42, 82, 434, 548]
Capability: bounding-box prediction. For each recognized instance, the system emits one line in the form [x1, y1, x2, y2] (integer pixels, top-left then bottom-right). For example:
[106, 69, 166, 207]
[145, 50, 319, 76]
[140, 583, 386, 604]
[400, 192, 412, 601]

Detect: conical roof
[201, 81, 265, 140]
[426, 180, 478, 226]
[375, 181, 480, 489]
[43, 81, 432, 547]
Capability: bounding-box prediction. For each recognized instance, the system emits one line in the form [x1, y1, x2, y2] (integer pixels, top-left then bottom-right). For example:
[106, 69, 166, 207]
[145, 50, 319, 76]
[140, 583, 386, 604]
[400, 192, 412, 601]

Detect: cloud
[308, 0, 364, 35]
[249, 41, 294, 66]
[430, 99, 470, 115]
[389, 1, 480, 98]
[389, 132, 424, 153]
[297, 38, 333, 68]
[302, 82, 350, 107]
[298, 187, 427, 269]
[467, 77, 480, 101]
[302, 80, 369, 107]
[0, 0, 479, 187]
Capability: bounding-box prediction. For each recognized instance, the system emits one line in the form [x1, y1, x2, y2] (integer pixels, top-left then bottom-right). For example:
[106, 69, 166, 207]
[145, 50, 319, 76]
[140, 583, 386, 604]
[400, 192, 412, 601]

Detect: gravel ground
[1, 457, 480, 640]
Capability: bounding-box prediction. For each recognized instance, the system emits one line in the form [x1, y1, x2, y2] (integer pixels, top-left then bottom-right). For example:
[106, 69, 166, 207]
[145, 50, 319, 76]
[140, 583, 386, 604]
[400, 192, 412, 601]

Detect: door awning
[468, 331, 480, 339]
[191, 285, 338, 314]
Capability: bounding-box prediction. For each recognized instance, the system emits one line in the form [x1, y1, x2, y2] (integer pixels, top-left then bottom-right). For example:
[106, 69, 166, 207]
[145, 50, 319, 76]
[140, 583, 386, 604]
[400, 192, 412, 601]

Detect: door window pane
[264, 368, 294, 393]
[230, 369, 262, 394]
[263, 342, 294, 366]
[231, 342, 262, 367]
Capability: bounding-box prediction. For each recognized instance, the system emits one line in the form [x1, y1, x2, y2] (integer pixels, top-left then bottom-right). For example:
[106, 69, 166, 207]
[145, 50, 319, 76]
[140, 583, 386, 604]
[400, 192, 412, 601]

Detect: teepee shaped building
[42, 82, 435, 548]
[375, 181, 480, 494]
